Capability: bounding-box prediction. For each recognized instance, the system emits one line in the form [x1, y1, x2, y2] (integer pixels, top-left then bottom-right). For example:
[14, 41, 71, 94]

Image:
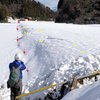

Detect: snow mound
[22, 53, 100, 100]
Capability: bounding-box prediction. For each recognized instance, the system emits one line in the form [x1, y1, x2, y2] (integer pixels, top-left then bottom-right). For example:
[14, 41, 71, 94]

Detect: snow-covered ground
[0, 21, 100, 100]
[62, 79, 100, 100]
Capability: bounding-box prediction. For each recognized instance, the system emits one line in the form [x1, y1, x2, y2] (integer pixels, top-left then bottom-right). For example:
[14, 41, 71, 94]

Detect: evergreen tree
[0, 0, 56, 21]
[0, 5, 9, 21]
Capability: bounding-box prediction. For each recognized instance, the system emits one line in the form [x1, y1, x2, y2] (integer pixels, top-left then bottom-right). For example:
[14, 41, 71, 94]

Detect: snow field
[0, 21, 100, 99]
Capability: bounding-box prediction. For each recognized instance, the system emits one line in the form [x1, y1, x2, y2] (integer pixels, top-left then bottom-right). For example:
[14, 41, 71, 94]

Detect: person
[8, 53, 26, 100]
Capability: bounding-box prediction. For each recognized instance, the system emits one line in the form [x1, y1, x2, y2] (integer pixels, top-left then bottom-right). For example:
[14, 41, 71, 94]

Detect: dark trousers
[10, 79, 22, 100]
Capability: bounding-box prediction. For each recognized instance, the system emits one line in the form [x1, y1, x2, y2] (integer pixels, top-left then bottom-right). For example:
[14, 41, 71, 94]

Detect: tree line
[0, 0, 56, 21]
[56, 0, 100, 24]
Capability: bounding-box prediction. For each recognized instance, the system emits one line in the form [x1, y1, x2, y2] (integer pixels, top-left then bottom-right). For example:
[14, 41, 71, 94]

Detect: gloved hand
[21, 61, 24, 64]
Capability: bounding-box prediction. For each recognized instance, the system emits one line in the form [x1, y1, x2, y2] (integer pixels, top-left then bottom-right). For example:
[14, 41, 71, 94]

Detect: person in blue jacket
[9, 53, 26, 100]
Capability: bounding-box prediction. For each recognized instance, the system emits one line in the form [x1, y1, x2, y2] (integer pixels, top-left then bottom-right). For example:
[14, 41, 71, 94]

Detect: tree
[0, 6, 9, 21]
[0, 0, 56, 21]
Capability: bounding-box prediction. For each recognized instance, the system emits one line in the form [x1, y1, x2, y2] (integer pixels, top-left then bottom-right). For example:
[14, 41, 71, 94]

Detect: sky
[35, 0, 59, 9]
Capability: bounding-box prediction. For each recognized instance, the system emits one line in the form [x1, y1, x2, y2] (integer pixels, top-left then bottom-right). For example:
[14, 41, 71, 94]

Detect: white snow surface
[0, 21, 100, 100]
[62, 79, 100, 100]
[8, 17, 18, 23]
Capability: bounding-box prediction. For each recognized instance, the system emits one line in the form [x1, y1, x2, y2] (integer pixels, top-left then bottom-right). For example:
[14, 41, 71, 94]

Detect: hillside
[56, 0, 100, 24]
[0, 0, 56, 21]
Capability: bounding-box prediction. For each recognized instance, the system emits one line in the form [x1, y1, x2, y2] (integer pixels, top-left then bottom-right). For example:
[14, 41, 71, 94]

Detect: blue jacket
[9, 61, 26, 79]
